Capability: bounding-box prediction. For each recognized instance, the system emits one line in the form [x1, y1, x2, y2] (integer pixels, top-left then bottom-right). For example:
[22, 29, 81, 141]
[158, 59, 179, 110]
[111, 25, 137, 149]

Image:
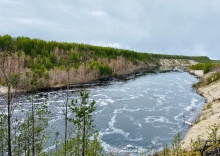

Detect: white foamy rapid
[3, 70, 204, 154]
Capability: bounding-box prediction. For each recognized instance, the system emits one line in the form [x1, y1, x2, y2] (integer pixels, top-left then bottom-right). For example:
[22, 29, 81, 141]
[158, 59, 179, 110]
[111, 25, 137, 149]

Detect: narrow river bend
[12, 69, 205, 153]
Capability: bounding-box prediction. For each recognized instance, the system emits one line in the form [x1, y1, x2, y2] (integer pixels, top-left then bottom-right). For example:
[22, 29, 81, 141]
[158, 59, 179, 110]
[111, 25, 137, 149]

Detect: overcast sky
[0, 0, 219, 59]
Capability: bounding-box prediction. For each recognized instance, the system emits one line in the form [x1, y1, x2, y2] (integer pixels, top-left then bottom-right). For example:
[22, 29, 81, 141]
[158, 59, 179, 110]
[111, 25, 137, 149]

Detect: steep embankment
[159, 59, 198, 67]
[181, 68, 220, 150]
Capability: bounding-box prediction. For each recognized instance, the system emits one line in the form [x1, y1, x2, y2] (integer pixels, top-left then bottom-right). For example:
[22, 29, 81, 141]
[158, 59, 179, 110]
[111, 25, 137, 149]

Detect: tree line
[0, 34, 211, 71]
[0, 34, 212, 91]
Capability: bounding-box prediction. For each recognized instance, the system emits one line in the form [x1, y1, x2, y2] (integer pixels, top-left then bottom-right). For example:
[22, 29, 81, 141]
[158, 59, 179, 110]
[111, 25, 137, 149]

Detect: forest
[0, 34, 211, 91]
[0, 34, 214, 156]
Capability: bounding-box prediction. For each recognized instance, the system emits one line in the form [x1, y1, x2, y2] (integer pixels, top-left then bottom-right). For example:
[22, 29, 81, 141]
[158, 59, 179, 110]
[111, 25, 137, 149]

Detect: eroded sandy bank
[0, 86, 8, 94]
[181, 70, 220, 150]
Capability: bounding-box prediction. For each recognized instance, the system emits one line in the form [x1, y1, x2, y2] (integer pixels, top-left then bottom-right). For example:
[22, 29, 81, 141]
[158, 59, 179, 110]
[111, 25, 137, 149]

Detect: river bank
[181, 70, 220, 150]
[0, 59, 197, 95]
[0, 66, 157, 95]
[0, 86, 8, 94]
[0, 61, 210, 153]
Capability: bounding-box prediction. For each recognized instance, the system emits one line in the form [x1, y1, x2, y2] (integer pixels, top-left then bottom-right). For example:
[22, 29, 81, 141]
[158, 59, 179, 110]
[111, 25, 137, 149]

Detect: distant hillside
[0, 34, 211, 90]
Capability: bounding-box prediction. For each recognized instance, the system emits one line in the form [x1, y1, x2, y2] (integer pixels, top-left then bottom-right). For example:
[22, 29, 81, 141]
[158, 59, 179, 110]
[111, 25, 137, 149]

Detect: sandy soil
[181, 70, 220, 150]
[160, 59, 198, 66]
[189, 70, 204, 77]
[0, 86, 8, 94]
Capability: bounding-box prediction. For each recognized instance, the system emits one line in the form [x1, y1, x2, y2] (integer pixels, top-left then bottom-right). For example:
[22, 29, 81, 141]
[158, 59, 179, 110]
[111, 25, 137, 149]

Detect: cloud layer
[0, 0, 219, 59]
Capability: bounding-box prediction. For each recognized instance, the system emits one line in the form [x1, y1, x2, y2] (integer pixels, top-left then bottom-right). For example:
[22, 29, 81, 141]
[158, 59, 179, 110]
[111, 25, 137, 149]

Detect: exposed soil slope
[181, 70, 220, 150]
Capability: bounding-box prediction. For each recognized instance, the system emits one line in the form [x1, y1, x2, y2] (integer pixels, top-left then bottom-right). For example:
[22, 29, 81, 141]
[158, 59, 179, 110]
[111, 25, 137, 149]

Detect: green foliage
[14, 96, 52, 156]
[0, 34, 15, 52]
[47, 90, 103, 156]
[0, 35, 218, 156]
[69, 52, 81, 68]
[153, 54, 211, 63]
[10, 74, 20, 87]
[89, 61, 101, 71]
[190, 63, 216, 74]
[65, 90, 103, 156]
[89, 61, 112, 76]
[212, 60, 220, 63]
[206, 72, 220, 84]
[0, 73, 19, 87]
[193, 72, 220, 88]
[0, 34, 213, 90]
[34, 100, 52, 149]
[207, 124, 219, 141]
[171, 132, 182, 156]
[51, 135, 103, 156]
[190, 137, 202, 152]
[0, 34, 211, 72]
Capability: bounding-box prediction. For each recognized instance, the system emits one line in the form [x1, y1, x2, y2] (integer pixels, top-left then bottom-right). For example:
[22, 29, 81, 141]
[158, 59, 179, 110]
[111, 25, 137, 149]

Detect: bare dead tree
[0, 52, 20, 156]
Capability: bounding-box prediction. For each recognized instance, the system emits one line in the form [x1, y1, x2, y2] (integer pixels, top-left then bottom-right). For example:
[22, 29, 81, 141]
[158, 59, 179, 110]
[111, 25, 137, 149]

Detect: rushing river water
[8, 69, 205, 154]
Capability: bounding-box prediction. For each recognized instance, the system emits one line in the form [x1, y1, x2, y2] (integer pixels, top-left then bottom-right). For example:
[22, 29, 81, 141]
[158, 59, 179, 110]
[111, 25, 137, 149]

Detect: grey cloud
[0, 0, 219, 59]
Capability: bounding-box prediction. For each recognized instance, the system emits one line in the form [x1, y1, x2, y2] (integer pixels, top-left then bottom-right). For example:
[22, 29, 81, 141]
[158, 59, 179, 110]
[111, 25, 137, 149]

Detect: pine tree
[13, 94, 51, 156]
[68, 90, 102, 156]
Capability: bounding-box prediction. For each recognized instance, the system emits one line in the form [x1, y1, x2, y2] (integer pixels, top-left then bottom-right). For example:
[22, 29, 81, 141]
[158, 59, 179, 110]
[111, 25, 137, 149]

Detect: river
[8, 69, 205, 154]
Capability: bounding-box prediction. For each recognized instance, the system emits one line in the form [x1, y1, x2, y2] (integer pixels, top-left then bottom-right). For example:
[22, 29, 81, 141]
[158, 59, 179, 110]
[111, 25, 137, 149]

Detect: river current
[11, 69, 205, 154]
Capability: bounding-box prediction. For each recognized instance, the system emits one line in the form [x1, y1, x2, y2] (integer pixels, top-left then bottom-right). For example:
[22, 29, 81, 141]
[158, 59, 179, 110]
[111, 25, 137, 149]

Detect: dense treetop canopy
[0, 34, 211, 69]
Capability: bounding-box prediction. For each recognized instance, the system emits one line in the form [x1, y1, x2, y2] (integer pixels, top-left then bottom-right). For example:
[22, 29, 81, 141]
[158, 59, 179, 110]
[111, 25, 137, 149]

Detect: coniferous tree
[50, 90, 102, 156]
[14, 95, 51, 156]
[68, 90, 102, 156]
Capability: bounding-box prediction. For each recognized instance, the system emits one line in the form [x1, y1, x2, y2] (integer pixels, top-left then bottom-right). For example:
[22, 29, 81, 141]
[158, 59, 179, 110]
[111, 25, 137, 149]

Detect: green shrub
[206, 73, 220, 85]
[89, 61, 112, 76]
[193, 72, 220, 88]
[190, 63, 216, 74]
